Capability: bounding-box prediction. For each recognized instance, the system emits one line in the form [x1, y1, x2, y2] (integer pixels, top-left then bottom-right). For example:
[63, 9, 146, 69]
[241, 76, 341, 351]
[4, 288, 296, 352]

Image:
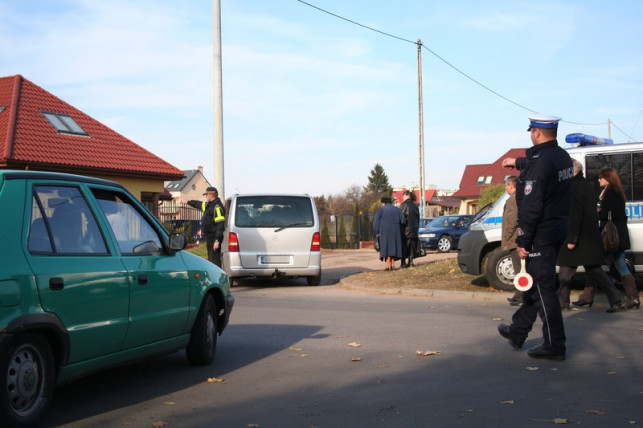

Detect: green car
[0, 170, 234, 426]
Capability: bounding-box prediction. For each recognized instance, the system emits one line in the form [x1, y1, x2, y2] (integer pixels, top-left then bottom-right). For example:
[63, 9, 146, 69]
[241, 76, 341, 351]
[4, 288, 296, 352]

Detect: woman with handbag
[585, 168, 639, 309]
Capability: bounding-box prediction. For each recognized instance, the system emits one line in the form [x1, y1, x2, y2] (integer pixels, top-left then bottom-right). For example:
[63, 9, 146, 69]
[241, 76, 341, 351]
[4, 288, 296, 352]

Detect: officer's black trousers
[511, 243, 566, 352]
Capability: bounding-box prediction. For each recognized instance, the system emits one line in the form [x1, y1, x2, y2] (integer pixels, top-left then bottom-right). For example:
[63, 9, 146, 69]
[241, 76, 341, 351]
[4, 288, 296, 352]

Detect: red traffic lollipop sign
[513, 258, 533, 291]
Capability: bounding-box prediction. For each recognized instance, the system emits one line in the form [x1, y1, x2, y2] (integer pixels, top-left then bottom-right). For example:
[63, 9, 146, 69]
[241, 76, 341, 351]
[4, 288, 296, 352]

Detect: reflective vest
[202, 201, 225, 223]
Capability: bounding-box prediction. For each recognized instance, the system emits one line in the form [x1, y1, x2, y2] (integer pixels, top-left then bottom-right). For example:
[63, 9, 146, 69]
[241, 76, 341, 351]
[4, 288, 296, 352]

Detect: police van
[457, 135, 643, 290]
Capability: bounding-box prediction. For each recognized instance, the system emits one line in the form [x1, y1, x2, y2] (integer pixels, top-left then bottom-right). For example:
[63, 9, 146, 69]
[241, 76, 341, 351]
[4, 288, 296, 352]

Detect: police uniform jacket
[557, 172, 605, 267]
[598, 186, 631, 251]
[188, 198, 226, 242]
[516, 139, 573, 249]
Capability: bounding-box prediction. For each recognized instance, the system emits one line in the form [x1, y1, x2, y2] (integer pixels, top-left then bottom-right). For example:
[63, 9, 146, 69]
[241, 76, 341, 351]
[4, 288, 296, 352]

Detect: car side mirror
[169, 233, 188, 252]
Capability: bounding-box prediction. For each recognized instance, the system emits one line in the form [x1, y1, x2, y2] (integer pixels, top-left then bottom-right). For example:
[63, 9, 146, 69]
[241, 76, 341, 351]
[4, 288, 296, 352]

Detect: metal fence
[319, 211, 376, 249]
[144, 202, 203, 243]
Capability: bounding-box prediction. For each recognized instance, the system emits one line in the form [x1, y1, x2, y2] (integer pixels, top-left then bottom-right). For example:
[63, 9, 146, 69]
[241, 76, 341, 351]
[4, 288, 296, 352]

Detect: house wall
[92, 174, 164, 200]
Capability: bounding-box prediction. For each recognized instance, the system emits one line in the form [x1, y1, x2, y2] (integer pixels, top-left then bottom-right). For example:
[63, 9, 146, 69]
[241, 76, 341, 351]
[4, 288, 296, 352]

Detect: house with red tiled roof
[391, 187, 459, 218]
[0, 74, 184, 214]
[452, 148, 526, 214]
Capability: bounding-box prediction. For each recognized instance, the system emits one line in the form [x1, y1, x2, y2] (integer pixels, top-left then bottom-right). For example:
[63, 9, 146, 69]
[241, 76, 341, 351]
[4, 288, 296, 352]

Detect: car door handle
[49, 277, 64, 291]
[138, 274, 148, 285]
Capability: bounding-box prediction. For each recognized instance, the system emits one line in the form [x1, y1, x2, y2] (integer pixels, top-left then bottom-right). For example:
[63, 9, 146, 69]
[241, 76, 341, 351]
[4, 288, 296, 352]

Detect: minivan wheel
[437, 236, 452, 252]
[483, 247, 515, 291]
[307, 273, 321, 286]
[186, 294, 218, 366]
[0, 332, 55, 427]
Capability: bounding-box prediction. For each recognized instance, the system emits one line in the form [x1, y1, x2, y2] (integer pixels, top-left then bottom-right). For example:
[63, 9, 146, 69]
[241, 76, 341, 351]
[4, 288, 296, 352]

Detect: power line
[297, 0, 619, 130]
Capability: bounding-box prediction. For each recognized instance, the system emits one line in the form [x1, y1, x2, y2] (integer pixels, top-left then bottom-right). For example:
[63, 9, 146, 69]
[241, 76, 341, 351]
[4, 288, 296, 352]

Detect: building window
[41, 111, 87, 136]
[476, 175, 493, 185]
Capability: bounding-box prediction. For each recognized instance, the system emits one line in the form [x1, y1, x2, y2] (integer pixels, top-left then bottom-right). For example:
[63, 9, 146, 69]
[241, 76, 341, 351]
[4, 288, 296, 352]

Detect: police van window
[92, 189, 164, 255]
[586, 152, 638, 201]
[634, 152, 643, 200]
[29, 186, 107, 255]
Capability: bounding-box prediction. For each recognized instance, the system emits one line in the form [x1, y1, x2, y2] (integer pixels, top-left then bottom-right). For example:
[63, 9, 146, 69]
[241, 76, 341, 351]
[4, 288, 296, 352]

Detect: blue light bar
[565, 133, 613, 146]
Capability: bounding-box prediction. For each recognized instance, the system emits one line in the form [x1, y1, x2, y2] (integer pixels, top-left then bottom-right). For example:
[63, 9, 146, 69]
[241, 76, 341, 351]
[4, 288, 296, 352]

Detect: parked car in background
[419, 214, 474, 252]
[419, 218, 433, 229]
[0, 170, 234, 426]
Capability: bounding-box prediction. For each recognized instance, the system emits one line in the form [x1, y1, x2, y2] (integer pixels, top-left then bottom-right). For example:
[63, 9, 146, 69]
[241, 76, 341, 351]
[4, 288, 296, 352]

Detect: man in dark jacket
[557, 160, 627, 312]
[399, 190, 420, 267]
[186, 187, 226, 267]
[498, 114, 573, 361]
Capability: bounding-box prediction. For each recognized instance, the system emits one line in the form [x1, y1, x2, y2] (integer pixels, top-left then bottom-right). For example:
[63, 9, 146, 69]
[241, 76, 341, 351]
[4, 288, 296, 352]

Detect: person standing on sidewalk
[184, 187, 226, 267]
[498, 114, 573, 361]
[400, 190, 420, 268]
[557, 160, 627, 312]
[501, 176, 522, 306]
[373, 196, 406, 271]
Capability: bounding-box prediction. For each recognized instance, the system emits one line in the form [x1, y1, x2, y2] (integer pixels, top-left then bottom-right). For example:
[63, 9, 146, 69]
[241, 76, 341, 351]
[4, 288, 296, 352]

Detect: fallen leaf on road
[584, 409, 608, 415]
[348, 342, 361, 348]
[351, 357, 362, 362]
[607, 371, 617, 375]
[152, 421, 168, 427]
[208, 377, 225, 383]
[615, 354, 626, 359]
[500, 400, 515, 404]
[416, 350, 440, 356]
[376, 364, 390, 369]
[492, 317, 503, 321]
[526, 366, 539, 371]
[164, 402, 175, 405]
[336, 335, 349, 338]
[530, 418, 572, 424]
[289, 346, 303, 351]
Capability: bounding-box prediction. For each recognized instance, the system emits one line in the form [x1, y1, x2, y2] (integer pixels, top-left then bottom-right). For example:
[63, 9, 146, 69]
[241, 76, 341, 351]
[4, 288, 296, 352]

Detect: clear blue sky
[2, 0, 641, 197]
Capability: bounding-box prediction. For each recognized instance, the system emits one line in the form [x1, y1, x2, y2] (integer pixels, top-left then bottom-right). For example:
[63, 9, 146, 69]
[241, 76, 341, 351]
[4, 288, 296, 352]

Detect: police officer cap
[203, 186, 218, 195]
[527, 113, 561, 131]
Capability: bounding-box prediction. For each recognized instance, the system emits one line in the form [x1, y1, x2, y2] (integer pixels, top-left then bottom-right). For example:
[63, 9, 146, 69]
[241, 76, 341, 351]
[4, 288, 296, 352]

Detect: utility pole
[417, 39, 425, 219]
[607, 118, 612, 140]
[213, 0, 225, 199]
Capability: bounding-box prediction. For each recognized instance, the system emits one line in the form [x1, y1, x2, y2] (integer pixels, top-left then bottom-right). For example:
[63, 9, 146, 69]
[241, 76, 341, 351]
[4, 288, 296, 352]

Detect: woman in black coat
[597, 167, 639, 309]
[557, 161, 626, 312]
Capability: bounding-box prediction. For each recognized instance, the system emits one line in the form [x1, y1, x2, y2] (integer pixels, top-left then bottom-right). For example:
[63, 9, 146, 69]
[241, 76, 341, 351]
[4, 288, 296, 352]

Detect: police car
[457, 135, 643, 290]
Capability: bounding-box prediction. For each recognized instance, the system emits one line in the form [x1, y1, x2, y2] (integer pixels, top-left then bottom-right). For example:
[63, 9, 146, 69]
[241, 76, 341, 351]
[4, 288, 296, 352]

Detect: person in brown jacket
[501, 176, 522, 305]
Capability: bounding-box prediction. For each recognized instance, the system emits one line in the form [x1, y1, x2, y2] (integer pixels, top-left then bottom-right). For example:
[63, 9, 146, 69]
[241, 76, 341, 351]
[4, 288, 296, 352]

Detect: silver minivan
[221, 194, 322, 286]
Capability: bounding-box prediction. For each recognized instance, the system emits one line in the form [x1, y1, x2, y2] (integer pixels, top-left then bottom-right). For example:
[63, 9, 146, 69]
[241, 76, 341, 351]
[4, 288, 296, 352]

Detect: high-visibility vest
[202, 201, 225, 223]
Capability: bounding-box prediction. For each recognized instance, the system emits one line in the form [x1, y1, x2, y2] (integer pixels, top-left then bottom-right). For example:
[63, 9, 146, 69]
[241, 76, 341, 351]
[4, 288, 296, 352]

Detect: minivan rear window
[235, 196, 314, 228]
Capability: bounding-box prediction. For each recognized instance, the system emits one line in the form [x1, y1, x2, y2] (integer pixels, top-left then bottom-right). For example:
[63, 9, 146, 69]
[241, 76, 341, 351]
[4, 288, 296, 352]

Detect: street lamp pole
[417, 39, 425, 219]
[213, 0, 225, 199]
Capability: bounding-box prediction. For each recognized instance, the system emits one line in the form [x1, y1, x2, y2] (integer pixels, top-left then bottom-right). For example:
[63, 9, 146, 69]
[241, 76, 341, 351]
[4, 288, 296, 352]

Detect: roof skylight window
[41, 111, 87, 136]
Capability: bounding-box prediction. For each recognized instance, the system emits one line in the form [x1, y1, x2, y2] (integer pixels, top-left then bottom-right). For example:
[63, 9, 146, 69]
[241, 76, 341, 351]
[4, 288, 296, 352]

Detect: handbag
[601, 211, 620, 253]
[374, 236, 380, 252]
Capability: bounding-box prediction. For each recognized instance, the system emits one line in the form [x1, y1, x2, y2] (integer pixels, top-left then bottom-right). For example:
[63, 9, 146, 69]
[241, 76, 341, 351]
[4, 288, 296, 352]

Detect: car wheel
[0, 332, 55, 427]
[186, 293, 218, 366]
[307, 273, 321, 286]
[483, 247, 515, 291]
[437, 236, 452, 253]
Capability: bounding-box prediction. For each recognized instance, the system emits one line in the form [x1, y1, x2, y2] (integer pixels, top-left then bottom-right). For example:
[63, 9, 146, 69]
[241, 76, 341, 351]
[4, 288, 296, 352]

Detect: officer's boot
[572, 286, 594, 308]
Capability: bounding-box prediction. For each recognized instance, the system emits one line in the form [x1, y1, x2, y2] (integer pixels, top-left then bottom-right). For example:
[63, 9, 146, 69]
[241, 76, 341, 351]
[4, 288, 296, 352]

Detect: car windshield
[428, 217, 449, 228]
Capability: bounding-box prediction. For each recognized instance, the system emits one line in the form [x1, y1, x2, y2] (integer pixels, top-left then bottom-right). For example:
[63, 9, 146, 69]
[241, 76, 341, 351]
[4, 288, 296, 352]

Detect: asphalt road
[42, 250, 643, 428]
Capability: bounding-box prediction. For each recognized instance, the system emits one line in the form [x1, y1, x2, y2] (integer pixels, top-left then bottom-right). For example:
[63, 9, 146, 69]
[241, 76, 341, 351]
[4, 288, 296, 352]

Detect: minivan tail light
[310, 232, 321, 252]
[228, 232, 239, 252]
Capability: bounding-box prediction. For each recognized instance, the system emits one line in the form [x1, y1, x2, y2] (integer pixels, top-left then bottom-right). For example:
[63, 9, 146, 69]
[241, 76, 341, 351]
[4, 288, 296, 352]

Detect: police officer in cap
[185, 187, 226, 267]
[498, 114, 573, 360]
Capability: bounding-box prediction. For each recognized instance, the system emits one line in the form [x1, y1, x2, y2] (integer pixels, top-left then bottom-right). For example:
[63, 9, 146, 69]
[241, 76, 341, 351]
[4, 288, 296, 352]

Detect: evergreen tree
[364, 163, 393, 196]
[350, 203, 360, 249]
[321, 217, 331, 249]
[361, 209, 372, 241]
[337, 216, 348, 249]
